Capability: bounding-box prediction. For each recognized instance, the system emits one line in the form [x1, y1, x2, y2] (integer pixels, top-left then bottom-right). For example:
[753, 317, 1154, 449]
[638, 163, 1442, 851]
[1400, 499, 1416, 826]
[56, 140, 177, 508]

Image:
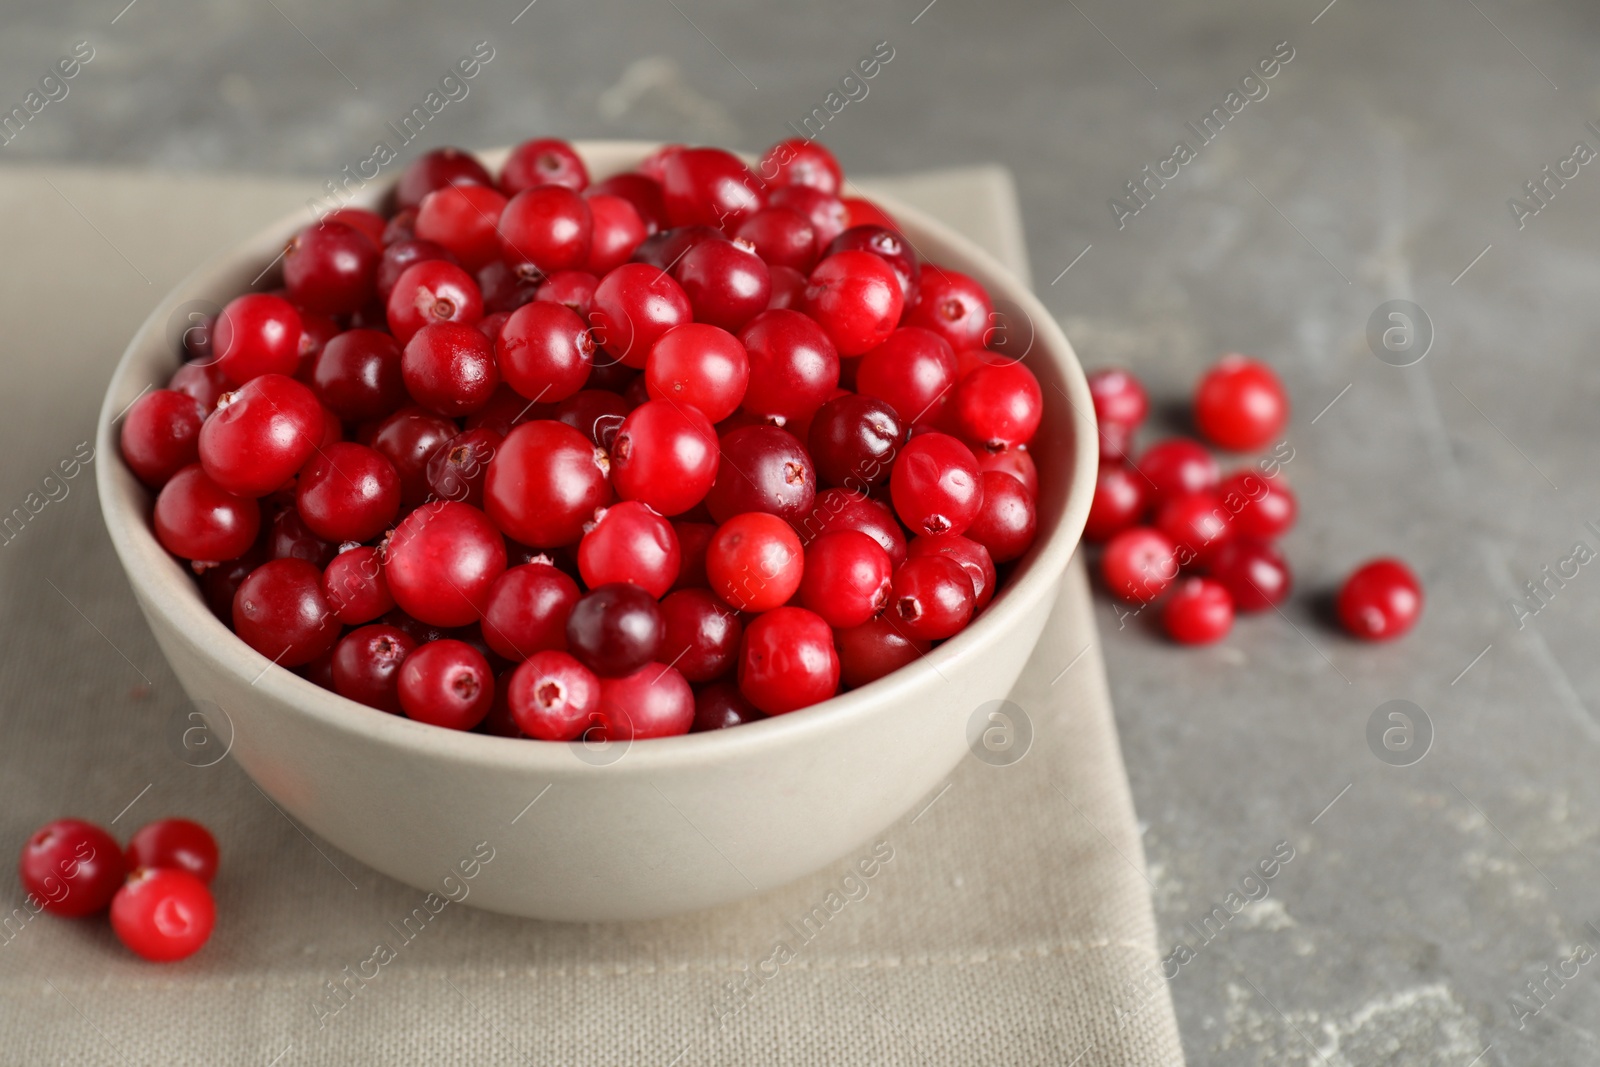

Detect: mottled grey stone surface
[4, 0, 1600, 1062]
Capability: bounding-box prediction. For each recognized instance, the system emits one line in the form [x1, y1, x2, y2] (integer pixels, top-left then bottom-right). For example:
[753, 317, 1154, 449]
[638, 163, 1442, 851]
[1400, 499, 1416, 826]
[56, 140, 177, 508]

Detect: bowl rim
[95, 140, 1099, 774]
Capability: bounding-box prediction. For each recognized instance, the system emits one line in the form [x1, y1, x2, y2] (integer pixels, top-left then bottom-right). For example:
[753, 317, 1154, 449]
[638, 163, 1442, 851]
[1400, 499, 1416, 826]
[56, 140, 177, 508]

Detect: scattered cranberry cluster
[18, 817, 217, 961]
[121, 138, 1044, 740]
[1085, 358, 1423, 643]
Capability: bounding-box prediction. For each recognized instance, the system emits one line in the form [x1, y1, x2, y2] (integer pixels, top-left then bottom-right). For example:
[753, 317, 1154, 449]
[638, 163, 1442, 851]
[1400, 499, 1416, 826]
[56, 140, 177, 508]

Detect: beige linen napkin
[0, 162, 1183, 1066]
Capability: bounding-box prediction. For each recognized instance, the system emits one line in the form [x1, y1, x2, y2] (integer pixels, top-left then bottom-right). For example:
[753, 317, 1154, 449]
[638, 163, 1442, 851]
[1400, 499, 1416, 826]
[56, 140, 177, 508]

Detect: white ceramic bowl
[96, 142, 1097, 921]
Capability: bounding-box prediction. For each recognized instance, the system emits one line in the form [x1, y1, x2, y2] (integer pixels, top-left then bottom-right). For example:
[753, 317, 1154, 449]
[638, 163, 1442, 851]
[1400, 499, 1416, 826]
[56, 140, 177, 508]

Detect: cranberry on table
[323, 546, 394, 625]
[738, 606, 840, 714]
[498, 184, 593, 277]
[566, 582, 663, 677]
[508, 650, 601, 740]
[154, 465, 260, 563]
[706, 512, 804, 612]
[1162, 577, 1235, 645]
[646, 323, 750, 423]
[889, 431, 982, 537]
[856, 326, 958, 427]
[1194, 354, 1289, 452]
[416, 183, 508, 272]
[597, 662, 695, 739]
[808, 393, 903, 490]
[233, 558, 340, 666]
[889, 554, 975, 640]
[977, 447, 1038, 499]
[759, 138, 843, 195]
[584, 194, 648, 275]
[1336, 558, 1423, 641]
[704, 425, 816, 524]
[610, 400, 719, 516]
[1220, 471, 1298, 541]
[397, 639, 495, 730]
[823, 226, 919, 302]
[426, 427, 502, 508]
[1207, 538, 1292, 613]
[800, 530, 893, 628]
[111, 868, 215, 962]
[1135, 438, 1220, 503]
[1087, 367, 1149, 431]
[738, 308, 841, 428]
[499, 137, 589, 196]
[964, 471, 1037, 563]
[659, 588, 742, 682]
[692, 680, 765, 731]
[385, 259, 484, 344]
[125, 818, 219, 885]
[659, 147, 764, 230]
[1101, 526, 1179, 605]
[369, 405, 459, 508]
[283, 221, 378, 315]
[394, 147, 494, 210]
[900, 268, 992, 351]
[673, 236, 771, 331]
[401, 322, 500, 418]
[589, 263, 693, 368]
[18, 818, 126, 917]
[801, 488, 908, 569]
[1155, 491, 1234, 567]
[484, 420, 613, 548]
[214, 293, 302, 384]
[734, 207, 818, 271]
[835, 616, 930, 689]
[294, 442, 400, 543]
[332, 624, 417, 712]
[952, 360, 1043, 451]
[311, 329, 405, 422]
[804, 251, 905, 357]
[578, 500, 681, 597]
[121, 389, 205, 488]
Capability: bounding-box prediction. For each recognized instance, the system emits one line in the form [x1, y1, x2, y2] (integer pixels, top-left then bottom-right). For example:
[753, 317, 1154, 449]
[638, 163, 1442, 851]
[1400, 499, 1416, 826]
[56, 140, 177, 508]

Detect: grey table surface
[5, 1, 1599, 1063]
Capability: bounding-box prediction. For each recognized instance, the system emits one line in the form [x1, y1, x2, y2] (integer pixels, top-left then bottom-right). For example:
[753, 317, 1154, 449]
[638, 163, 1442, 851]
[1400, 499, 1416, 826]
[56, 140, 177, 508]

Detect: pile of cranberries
[121, 138, 1044, 739]
[1086, 357, 1423, 644]
[19, 817, 218, 962]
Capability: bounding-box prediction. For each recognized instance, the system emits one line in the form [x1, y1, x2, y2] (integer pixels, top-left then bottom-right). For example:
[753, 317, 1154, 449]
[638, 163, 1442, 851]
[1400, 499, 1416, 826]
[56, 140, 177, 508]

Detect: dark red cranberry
[909, 532, 997, 610]
[476, 259, 543, 314]
[798, 488, 908, 569]
[1220, 471, 1297, 540]
[267, 506, 335, 568]
[590, 172, 668, 233]
[331, 624, 417, 712]
[889, 555, 976, 640]
[977, 447, 1038, 499]
[535, 269, 600, 318]
[738, 606, 839, 714]
[19, 818, 126, 917]
[201, 543, 267, 620]
[295, 442, 401, 543]
[479, 560, 580, 661]
[808, 393, 903, 490]
[402, 321, 500, 417]
[672, 236, 772, 331]
[565, 582, 663, 677]
[734, 207, 818, 271]
[169, 359, 230, 413]
[426, 427, 502, 507]
[124, 818, 219, 885]
[323, 207, 386, 247]
[658, 588, 742, 682]
[232, 558, 340, 667]
[323, 546, 394, 624]
[704, 424, 816, 524]
[738, 309, 840, 428]
[766, 265, 808, 310]
[499, 137, 589, 196]
[671, 520, 716, 590]
[966, 470, 1037, 563]
[311, 329, 405, 422]
[121, 389, 205, 488]
[394, 147, 494, 211]
[631, 225, 723, 273]
[484, 420, 613, 547]
[369, 405, 459, 508]
[555, 389, 630, 448]
[383, 501, 507, 627]
[660, 148, 764, 230]
[768, 185, 848, 252]
[284, 221, 378, 315]
[835, 615, 929, 689]
[692, 680, 765, 731]
[1207, 538, 1291, 612]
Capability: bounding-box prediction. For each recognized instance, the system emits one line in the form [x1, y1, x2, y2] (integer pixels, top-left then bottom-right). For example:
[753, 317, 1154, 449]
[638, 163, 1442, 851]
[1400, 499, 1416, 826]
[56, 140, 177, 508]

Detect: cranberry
[759, 138, 843, 195]
[394, 147, 493, 210]
[498, 184, 593, 277]
[284, 221, 377, 315]
[964, 472, 1036, 564]
[124, 818, 219, 885]
[233, 558, 340, 666]
[383, 501, 506, 627]
[582, 193, 648, 275]
[611, 400, 719, 516]
[331, 623, 417, 712]
[889, 555, 975, 640]
[494, 300, 594, 403]
[659, 588, 742, 682]
[952, 360, 1042, 450]
[901, 269, 992, 350]
[385, 259, 483, 344]
[804, 251, 904, 357]
[591, 172, 668, 233]
[415, 183, 509, 272]
[121, 389, 205, 488]
[856, 327, 958, 427]
[799, 488, 908, 568]
[110, 868, 215, 962]
[323, 547, 394, 624]
[295, 442, 401, 543]
[705, 425, 816, 524]
[1208, 538, 1292, 613]
[823, 226, 920, 302]
[673, 237, 772, 331]
[535, 269, 600, 318]
[213, 293, 302, 384]
[660, 147, 764, 229]
[1163, 577, 1235, 644]
[596, 662, 695, 739]
[1195, 354, 1289, 452]
[477, 260, 542, 314]
[499, 137, 589, 196]
[482, 672, 523, 737]
[1087, 367, 1149, 430]
[169, 359, 230, 413]
[1337, 558, 1423, 640]
[426, 427, 502, 507]
[18, 818, 126, 917]
[692, 680, 765, 731]
[768, 186, 848, 252]
[645, 323, 749, 424]
[808, 393, 903, 491]
[734, 207, 818, 271]
[890, 431, 981, 537]
[632, 225, 723, 273]
[738, 309, 841, 427]
[484, 420, 613, 547]
[589, 263, 693, 368]
[1155, 491, 1234, 567]
[843, 197, 897, 230]
[566, 582, 663, 677]
[977, 447, 1039, 499]
[397, 639, 495, 730]
[369, 406, 458, 508]
[707, 512, 804, 611]
[401, 322, 500, 417]
[578, 500, 681, 596]
[799, 530, 892, 627]
[739, 606, 839, 714]
[1101, 527, 1179, 605]
[201, 544, 266, 620]
[767, 265, 807, 310]
[1220, 471, 1298, 540]
[555, 389, 631, 448]
[383, 208, 419, 243]
[1085, 464, 1147, 543]
[508, 650, 600, 740]
[479, 560, 579, 661]
[323, 206, 387, 247]
[153, 464, 260, 563]
[268, 506, 335, 568]
[1136, 438, 1220, 503]
[311, 329, 405, 422]
[835, 616, 929, 688]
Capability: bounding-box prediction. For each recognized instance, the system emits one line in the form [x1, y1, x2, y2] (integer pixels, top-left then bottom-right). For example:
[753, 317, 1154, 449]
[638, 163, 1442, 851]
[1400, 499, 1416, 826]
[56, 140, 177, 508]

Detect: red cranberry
[823, 226, 919, 302]
[201, 543, 266, 620]
[597, 662, 695, 739]
[295, 442, 401, 543]
[233, 558, 340, 666]
[268, 506, 335, 568]
[965, 472, 1036, 563]
[611, 400, 719, 516]
[578, 500, 680, 596]
[890, 555, 975, 640]
[311, 329, 405, 422]
[739, 606, 839, 714]
[498, 184, 593, 277]
[125, 818, 218, 885]
[908, 532, 997, 611]
[767, 265, 807, 310]
[1337, 558, 1422, 640]
[952, 360, 1043, 450]
[18, 818, 126, 917]
[804, 251, 904, 357]
[734, 207, 818, 271]
[484, 420, 613, 547]
[535, 269, 599, 318]
[479, 560, 579, 661]
[901, 269, 992, 350]
[856, 327, 958, 427]
[385, 260, 483, 344]
[476, 260, 542, 315]
[707, 512, 804, 612]
[402, 322, 500, 417]
[495, 300, 594, 403]
[1163, 577, 1235, 644]
[1087, 367, 1149, 430]
[555, 389, 630, 448]
[659, 588, 742, 682]
[323, 546, 394, 624]
[1085, 464, 1147, 543]
[331, 623, 417, 712]
[323, 206, 387, 247]
[590, 172, 668, 233]
[565, 583, 664, 677]
[383, 501, 507, 627]
[376, 239, 456, 300]
[284, 221, 377, 315]
[759, 138, 843, 195]
[1155, 491, 1235, 567]
[1136, 438, 1220, 503]
[660, 147, 764, 229]
[394, 147, 493, 210]
[499, 137, 589, 195]
[977, 447, 1038, 499]
[705, 425, 816, 524]
[121, 389, 205, 488]
[768, 186, 848, 252]
[808, 393, 903, 490]
[416, 183, 508, 272]
[584, 194, 648, 275]
[508, 650, 600, 740]
[1101, 526, 1179, 605]
[1208, 538, 1292, 612]
[738, 309, 841, 428]
[673, 237, 772, 331]
[835, 615, 929, 689]
[589, 263, 693, 369]
[111, 868, 214, 962]
[214, 293, 302, 384]
[369, 406, 458, 508]
[646, 323, 750, 424]
[426, 427, 502, 507]
[692, 680, 765, 731]
[383, 208, 419, 244]
[1195, 354, 1289, 452]
[799, 488, 908, 568]
[890, 431, 981, 537]
[632, 225, 723, 273]
[398, 639, 495, 730]
[169, 359, 230, 413]
[1220, 471, 1298, 540]
[843, 197, 897, 229]
[197, 374, 322, 497]
[800, 530, 892, 627]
